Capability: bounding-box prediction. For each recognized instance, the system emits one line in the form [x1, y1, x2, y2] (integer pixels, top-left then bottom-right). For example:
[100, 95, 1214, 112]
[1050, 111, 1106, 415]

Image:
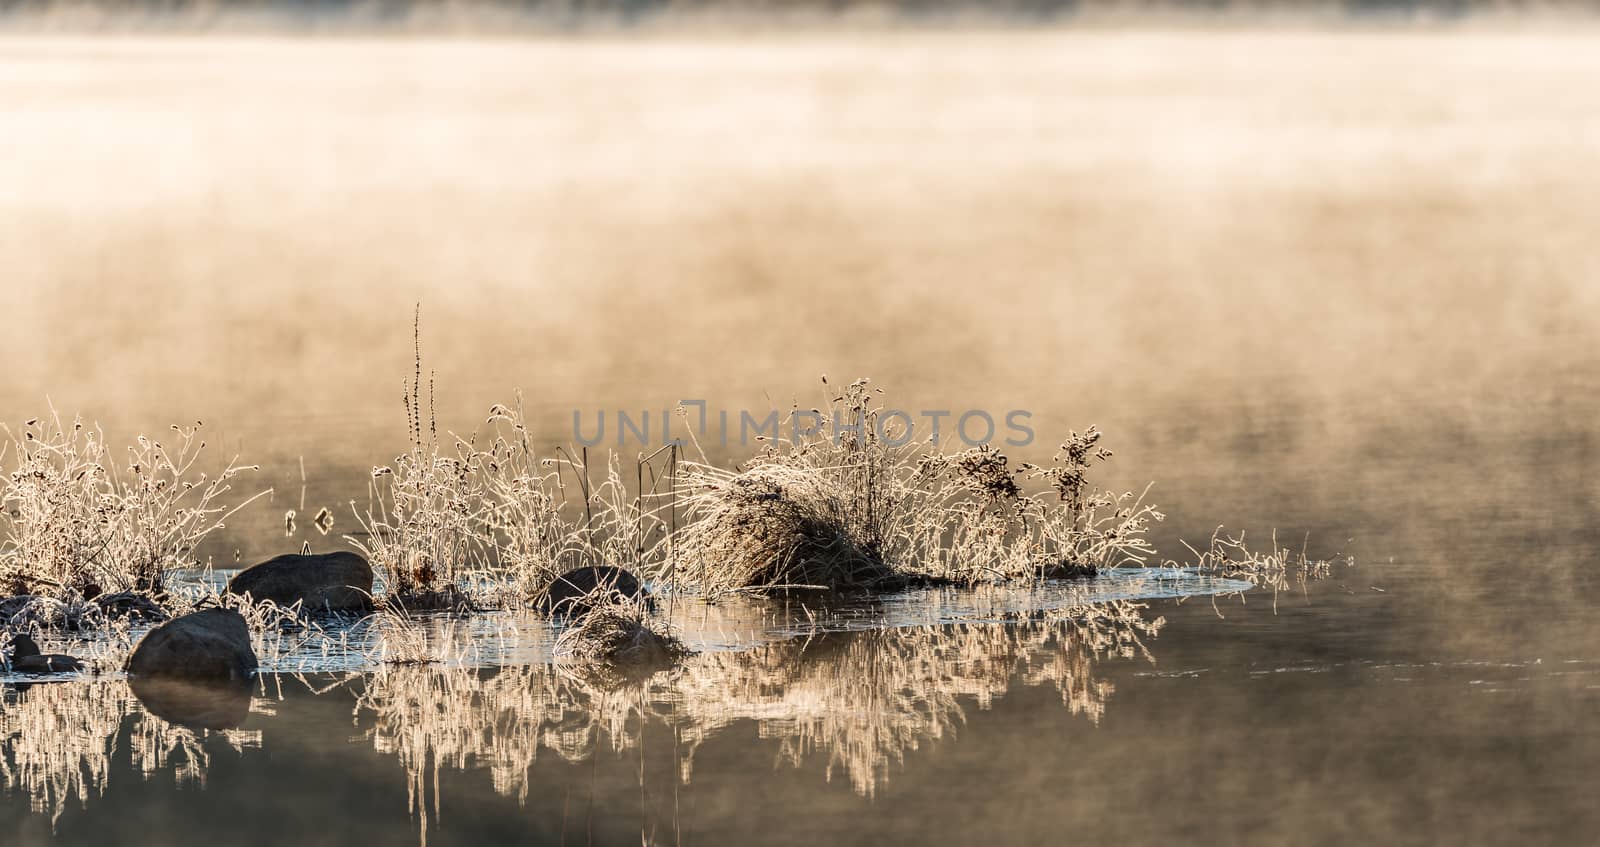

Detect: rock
[126, 609, 256, 682]
[130, 676, 252, 730]
[93, 591, 170, 624]
[226, 551, 373, 613]
[535, 566, 650, 619]
[6, 633, 85, 674]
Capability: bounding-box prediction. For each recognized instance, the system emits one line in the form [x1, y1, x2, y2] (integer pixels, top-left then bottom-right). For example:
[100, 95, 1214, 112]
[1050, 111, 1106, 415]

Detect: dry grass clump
[353, 329, 1174, 603]
[0, 593, 111, 634]
[908, 431, 1164, 582]
[480, 400, 677, 602]
[674, 379, 909, 593]
[355, 394, 676, 609]
[676, 465, 893, 593]
[352, 313, 674, 610]
[0, 410, 262, 602]
[351, 431, 488, 611]
[350, 315, 492, 609]
[677, 377, 1163, 593]
[0, 409, 355, 670]
[475, 398, 583, 598]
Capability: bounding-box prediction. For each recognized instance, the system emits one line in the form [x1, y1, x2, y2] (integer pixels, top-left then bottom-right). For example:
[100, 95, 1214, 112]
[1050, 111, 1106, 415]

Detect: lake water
[2, 30, 1598, 845]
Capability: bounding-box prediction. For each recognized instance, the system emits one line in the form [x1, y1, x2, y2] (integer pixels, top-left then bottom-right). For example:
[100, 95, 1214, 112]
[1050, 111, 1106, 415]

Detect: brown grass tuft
[676, 378, 1163, 593]
[676, 466, 894, 594]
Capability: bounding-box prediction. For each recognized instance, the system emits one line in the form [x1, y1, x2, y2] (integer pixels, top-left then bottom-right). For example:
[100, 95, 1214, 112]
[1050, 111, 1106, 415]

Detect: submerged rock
[535, 566, 650, 619]
[5, 633, 86, 674]
[126, 608, 256, 682]
[588, 621, 681, 668]
[227, 551, 373, 613]
[560, 603, 688, 681]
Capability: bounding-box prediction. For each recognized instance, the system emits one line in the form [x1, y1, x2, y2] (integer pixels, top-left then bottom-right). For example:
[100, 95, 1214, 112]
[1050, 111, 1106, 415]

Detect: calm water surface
[4, 569, 1596, 846]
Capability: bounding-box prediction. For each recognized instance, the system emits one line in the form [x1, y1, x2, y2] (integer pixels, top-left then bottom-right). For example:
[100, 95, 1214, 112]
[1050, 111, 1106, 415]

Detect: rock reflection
[355, 600, 1163, 816]
[0, 680, 261, 825]
[128, 677, 255, 731]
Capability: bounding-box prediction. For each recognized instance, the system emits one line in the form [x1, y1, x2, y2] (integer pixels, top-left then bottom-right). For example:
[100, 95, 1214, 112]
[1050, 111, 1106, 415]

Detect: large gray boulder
[534, 566, 650, 619]
[126, 608, 256, 682]
[227, 551, 373, 613]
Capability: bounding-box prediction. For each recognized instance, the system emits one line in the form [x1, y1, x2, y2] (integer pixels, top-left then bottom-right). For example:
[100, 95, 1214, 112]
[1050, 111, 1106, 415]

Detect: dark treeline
[0, 0, 1591, 30]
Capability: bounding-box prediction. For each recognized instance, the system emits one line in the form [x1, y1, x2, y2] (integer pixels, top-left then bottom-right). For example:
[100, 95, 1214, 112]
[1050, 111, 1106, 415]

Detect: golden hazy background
[1, 32, 1596, 651]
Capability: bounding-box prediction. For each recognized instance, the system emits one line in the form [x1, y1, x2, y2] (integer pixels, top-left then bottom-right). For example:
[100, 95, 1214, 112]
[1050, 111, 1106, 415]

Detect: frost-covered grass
[675, 378, 1164, 593]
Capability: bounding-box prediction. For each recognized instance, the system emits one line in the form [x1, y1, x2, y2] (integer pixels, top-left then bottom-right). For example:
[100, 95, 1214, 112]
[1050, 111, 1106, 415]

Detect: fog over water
[1, 28, 1597, 845]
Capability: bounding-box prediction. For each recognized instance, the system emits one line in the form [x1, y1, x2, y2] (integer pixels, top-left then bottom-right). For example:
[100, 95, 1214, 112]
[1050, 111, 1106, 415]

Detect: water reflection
[355, 599, 1161, 818]
[126, 678, 254, 731]
[0, 680, 261, 825]
[2, 598, 1162, 835]
[8, 584, 1596, 845]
